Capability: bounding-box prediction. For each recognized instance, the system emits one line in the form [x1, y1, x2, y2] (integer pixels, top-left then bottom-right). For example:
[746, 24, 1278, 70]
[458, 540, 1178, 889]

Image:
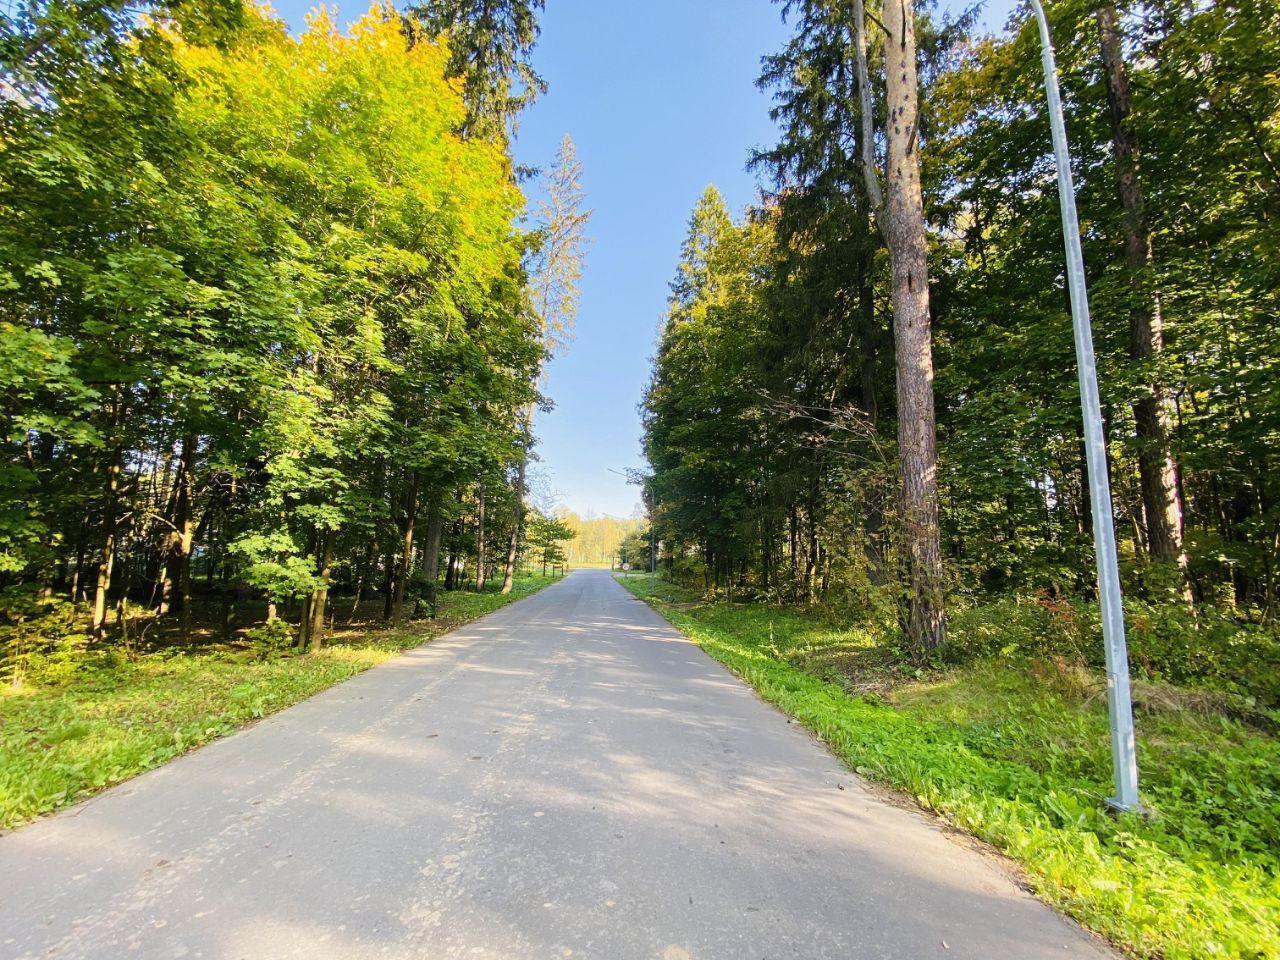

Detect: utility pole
[1028, 0, 1140, 813]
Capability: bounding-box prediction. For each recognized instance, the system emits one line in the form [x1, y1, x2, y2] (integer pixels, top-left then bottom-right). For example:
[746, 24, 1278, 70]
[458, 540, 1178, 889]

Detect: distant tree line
[0, 0, 574, 652]
[552, 509, 646, 567]
[643, 0, 1280, 656]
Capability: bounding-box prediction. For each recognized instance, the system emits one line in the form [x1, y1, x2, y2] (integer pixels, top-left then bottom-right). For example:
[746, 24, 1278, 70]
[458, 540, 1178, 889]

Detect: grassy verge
[0, 574, 555, 831]
[619, 573, 1279, 960]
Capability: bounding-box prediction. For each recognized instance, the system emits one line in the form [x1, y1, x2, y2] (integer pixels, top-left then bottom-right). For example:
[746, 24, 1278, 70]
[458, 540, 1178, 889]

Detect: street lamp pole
[1028, 0, 1140, 812]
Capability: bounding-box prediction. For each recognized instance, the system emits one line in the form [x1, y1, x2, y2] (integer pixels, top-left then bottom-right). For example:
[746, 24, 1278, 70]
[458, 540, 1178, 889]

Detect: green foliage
[524, 509, 575, 572]
[949, 597, 1280, 708]
[406, 0, 546, 140]
[621, 573, 1280, 959]
[244, 618, 295, 661]
[554, 509, 645, 567]
[645, 0, 1280, 650]
[0, 0, 548, 650]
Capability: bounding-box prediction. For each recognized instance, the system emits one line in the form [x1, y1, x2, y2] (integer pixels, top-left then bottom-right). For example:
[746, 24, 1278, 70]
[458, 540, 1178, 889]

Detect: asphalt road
[0, 569, 1113, 960]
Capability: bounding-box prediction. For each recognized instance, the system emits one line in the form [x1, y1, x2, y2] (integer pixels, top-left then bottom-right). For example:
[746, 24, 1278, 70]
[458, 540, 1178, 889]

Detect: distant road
[0, 569, 1112, 959]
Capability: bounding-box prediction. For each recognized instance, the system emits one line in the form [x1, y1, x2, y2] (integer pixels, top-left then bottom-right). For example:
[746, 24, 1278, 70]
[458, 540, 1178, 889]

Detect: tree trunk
[804, 512, 818, 605]
[69, 541, 85, 604]
[789, 506, 800, 601]
[392, 470, 419, 624]
[305, 531, 335, 652]
[1096, 2, 1189, 595]
[881, 0, 947, 653]
[502, 424, 531, 594]
[475, 484, 487, 591]
[381, 540, 396, 621]
[91, 447, 123, 641]
[444, 519, 463, 591]
[161, 432, 198, 622]
[421, 502, 444, 616]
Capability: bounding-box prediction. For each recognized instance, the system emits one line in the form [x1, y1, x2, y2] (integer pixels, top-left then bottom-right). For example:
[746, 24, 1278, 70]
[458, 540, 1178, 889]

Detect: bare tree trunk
[421, 502, 444, 616]
[91, 447, 122, 641]
[475, 484, 487, 591]
[305, 531, 335, 652]
[1096, 2, 1189, 595]
[392, 470, 418, 624]
[502, 415, 532, 595]
[879, 0, 947, 653]
[161, 432, 197, 621]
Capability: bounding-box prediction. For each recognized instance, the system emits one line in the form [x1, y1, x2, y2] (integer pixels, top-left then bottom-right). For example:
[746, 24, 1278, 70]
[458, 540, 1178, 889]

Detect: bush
[245, 618, 296, 660]
[1, 594, 95, 687]
[948, 595, 1280, 707]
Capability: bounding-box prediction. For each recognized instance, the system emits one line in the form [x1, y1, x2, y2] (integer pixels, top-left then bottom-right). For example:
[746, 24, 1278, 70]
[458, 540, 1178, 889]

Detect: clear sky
[272, 0, 1016, 519]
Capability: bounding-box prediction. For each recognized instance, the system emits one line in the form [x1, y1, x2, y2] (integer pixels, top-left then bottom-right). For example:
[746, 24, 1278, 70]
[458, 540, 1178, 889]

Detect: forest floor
[0, 574, 557, 832]
[619, 573, 1279, 960]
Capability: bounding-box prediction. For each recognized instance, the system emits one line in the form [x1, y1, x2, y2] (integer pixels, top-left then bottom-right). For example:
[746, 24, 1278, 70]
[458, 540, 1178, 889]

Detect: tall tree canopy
[0, 0, 555, 650]
[643, 0, 1280, 655]
[405, 0, 546, 140]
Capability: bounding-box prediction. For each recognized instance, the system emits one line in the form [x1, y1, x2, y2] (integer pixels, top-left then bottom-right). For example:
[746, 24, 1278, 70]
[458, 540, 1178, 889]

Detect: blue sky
[272, 0, 1016, 518]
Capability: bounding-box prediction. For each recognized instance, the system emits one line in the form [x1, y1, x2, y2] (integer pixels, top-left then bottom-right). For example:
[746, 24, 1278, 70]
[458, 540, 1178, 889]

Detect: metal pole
[1027, 0, 1140, 813]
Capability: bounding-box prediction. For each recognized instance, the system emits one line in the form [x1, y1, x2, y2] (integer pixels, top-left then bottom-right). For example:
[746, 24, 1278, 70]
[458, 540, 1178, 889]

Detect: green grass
[619, 573, 1280, 960]
[0, 574, 555, 831]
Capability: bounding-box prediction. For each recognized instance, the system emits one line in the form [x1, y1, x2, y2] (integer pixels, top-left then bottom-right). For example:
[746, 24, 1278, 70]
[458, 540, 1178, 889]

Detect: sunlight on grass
[0, 575, 555, 831]
[619, 573, 1280, 960]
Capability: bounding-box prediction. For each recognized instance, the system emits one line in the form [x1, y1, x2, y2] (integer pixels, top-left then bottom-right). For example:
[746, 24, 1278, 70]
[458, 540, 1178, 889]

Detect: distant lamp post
[1028, 0, 1140, 813]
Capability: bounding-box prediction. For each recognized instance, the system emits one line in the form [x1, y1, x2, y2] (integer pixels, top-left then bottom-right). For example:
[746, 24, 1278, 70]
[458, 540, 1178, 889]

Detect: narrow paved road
[1, 570, 1112, 960]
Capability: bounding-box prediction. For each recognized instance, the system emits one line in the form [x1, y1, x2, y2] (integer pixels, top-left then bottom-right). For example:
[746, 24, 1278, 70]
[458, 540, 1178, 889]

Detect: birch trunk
[421, 502, 444, 616]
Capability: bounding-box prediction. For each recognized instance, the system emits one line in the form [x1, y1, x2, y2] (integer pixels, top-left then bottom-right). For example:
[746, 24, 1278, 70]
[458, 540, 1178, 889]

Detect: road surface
[0, 569, 1112, 959]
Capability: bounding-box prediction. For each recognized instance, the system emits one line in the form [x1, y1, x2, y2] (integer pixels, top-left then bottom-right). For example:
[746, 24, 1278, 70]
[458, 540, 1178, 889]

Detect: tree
[525, 510, 574, 576]
[406, 0, 545, 140]
[853, 0, 947, 653]
[501, 134, 591, 592]
[1095, 1, 1187, 592]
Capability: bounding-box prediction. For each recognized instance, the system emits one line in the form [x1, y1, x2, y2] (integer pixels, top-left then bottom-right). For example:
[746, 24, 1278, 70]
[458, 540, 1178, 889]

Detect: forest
[0, 0, 586, 667]
[642, 0, 1280, 690]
